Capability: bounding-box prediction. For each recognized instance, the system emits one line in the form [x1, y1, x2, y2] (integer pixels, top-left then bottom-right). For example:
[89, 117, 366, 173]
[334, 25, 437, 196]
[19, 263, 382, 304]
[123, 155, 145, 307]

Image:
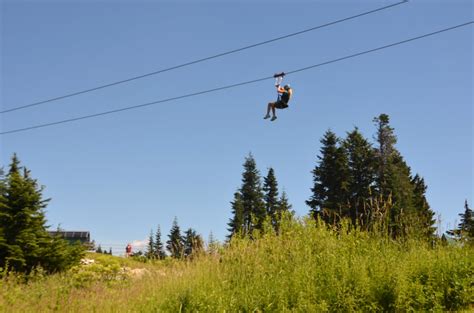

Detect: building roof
[48, 231, 90, 239]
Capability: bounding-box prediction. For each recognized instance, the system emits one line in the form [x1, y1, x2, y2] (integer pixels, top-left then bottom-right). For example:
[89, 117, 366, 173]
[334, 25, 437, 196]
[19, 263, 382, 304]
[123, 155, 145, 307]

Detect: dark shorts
[274, 100, 288, 109]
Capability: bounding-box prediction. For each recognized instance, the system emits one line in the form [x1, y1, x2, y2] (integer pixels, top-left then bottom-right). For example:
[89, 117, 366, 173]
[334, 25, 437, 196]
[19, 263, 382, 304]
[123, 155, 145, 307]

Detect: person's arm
[276, 86, 285, 93]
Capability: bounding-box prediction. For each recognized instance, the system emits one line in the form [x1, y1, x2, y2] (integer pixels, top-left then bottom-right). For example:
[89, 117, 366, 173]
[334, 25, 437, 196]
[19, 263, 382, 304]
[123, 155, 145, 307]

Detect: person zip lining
[264, 72, 293, 121]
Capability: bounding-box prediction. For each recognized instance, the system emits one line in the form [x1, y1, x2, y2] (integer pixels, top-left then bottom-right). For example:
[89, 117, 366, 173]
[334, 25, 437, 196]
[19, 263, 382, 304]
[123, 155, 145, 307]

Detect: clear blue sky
[1, 0, 472, 254]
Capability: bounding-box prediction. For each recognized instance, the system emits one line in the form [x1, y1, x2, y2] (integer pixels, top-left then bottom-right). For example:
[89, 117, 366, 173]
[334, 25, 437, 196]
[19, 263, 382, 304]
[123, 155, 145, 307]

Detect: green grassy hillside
[1, 218, 473, 312]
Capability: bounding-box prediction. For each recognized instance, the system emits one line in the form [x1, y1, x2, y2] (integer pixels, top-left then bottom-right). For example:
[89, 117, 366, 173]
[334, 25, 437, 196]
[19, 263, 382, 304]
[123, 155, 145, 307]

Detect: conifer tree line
[228, 114, 443, 240]
[0, 154, 83, 273]
[306, 114, 437, 239]
[227, 154, 293, 238]
[145, 217, 204, 259]
[95, 245, 112, 255]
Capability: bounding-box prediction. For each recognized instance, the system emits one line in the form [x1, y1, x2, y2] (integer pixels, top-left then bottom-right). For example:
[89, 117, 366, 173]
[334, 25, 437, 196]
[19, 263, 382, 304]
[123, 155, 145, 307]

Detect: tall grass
[1, 217, 473, 312]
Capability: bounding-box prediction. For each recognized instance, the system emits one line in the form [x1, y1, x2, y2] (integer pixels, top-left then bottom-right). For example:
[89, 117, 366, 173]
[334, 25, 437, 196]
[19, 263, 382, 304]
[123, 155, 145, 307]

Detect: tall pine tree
[0, 168, 7, 265]
[275, 191, 292, 232]
[373, 114, 435, 238]
[227, 192, 244, 239]
[373, 114, 397, 197]
[242, 154, 266, 233]
[146, 229, 155, 258]
[278, 191, 292, 215]
[448, 200, 474, 242]
[263, 168, 280, 229]
[166, 217, 184, 259]
[307, 130, 350, 224]
[183, 228, 196, 257]
[343, 128, 377, 225]
[183, 228, 203, 258]
[374, 114, 411, 236]
[153, 225, 166, 259]
[411, 175, 436, 239]
[207, 231, 219, 255]
[228, 154, 265, 237]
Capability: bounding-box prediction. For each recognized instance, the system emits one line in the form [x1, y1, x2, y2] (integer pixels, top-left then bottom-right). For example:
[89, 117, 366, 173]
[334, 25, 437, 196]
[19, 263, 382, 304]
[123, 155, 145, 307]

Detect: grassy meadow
[1, 218, 473, 312]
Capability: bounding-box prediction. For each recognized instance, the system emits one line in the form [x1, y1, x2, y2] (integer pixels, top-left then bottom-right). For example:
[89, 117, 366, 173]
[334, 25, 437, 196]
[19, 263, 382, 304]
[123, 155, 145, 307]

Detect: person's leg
[271, 101, 282, 121]
[264, 102, 273, 119]
[271, 105, 277, 120]
[267, 103, 273, 115]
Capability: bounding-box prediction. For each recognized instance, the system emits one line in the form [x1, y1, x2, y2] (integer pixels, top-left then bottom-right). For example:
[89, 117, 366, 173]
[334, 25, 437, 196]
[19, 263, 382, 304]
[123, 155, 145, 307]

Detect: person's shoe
[263, 114, 271, 119]
[271, 116, 277, 121]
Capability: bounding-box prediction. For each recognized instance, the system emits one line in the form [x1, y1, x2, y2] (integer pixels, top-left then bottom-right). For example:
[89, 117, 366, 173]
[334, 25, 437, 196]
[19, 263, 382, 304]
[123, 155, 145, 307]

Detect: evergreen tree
[278, 191, 292, 214]
[0, 154, 83, 273]
[239, 154, 265, 234]
[373, 115, 409, 236]
[227, 192, 244, 239]
[2, 155, 49, 271]
[373, 115, 435, 239]
[411, 175, 436, 238]
[307, 130, 350, 223]
[194, 234, 204, 254]
[146, 229, 155, 258]
[166, 217, 184, 259]
[384, 149, 416, 237]
[0, 168, 7, 265]
[183, 228, 195, 257]
[153, 225, 166, 259]
[96, 245, 103, 253]
[448, 200, 474, 242]
[373, 114, 397, 197]
[460, 200, 474, 240]
[275, 191, 292, 231]
[343, 128, 377, 225]
[207, 231, 219, 255]
[263, 168, 279, 228]
[183, 228, 203, 258]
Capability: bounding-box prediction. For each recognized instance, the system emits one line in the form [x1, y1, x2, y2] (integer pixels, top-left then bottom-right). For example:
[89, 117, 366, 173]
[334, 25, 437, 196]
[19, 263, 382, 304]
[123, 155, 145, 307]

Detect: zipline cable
[1, 21, 472, 136]
[0, 1, 408, 114]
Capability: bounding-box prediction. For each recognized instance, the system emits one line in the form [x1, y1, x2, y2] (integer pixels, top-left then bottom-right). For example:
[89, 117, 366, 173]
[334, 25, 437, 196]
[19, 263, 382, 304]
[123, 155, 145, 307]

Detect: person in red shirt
[125, 243, 132, 257]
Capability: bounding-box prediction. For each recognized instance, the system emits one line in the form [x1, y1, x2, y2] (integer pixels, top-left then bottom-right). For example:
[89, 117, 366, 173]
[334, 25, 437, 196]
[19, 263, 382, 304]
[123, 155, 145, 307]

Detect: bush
[69, 261, 127, 288]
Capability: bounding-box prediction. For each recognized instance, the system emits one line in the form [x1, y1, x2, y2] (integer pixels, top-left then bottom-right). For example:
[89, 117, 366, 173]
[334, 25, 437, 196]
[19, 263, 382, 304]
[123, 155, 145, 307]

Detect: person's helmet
[284, 84, 291, 90]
